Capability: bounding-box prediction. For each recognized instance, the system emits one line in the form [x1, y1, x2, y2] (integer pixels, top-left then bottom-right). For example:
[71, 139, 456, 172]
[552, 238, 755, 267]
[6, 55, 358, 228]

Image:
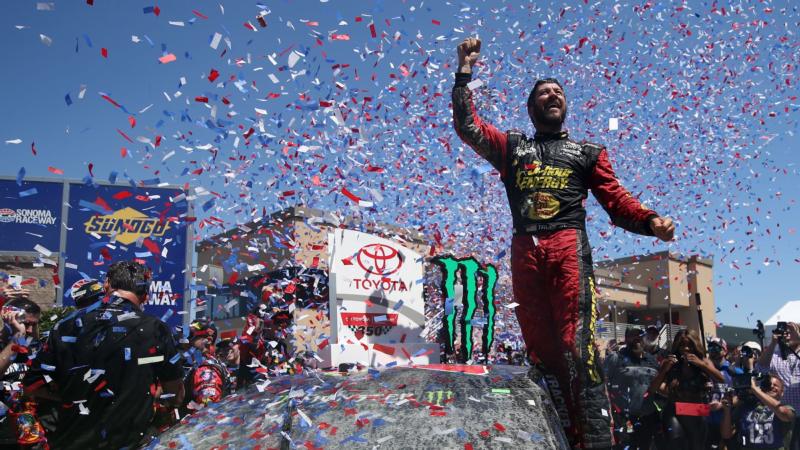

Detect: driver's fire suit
[452, 72, 659, 448]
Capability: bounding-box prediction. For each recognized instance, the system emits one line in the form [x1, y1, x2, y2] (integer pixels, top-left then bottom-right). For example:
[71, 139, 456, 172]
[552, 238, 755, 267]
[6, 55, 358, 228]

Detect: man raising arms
[451, 37, 674, 448]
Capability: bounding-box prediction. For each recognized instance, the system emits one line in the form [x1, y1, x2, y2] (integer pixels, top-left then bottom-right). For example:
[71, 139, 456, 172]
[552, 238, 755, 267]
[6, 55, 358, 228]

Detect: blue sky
[1, 0, 798, 328]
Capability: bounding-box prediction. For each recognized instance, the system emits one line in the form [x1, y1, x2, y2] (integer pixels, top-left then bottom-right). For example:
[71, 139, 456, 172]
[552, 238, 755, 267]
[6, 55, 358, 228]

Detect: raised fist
[457, 37, 482, 74]
[649, 216, 675, 242]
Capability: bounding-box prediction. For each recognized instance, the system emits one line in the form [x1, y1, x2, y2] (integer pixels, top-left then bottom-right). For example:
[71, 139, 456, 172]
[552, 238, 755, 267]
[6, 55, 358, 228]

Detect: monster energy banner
[433, 256, 498, 361]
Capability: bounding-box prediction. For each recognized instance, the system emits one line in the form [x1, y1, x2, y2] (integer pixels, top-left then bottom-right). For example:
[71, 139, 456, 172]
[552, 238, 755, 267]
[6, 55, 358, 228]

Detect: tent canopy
[766, 301, 800, 326]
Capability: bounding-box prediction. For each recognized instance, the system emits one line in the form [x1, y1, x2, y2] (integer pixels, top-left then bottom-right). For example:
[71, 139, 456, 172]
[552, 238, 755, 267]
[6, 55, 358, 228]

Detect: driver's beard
[532, 105, 567, 129]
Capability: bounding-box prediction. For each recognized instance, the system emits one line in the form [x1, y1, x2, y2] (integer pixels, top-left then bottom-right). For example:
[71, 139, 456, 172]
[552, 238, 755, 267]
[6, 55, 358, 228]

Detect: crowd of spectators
[0, 260, 311, 449]
[602, 322, 800, 450]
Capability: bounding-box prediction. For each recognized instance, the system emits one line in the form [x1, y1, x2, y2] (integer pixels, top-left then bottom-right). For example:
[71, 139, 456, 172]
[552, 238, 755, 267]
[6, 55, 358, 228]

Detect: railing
[596, 321, 686, 344]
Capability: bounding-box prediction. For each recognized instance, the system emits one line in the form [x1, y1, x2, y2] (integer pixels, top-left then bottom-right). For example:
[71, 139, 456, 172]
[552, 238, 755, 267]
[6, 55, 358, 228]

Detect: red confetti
[113, 190, 132, 200]
[47, 166, 63, 175]
[128, 116, 136, 128]
[191, 9, 208, 19]
[120, 147, 128, 158]
[143, 238, 160, 256]
[369, 23, 376, 38]
[101, 47, 108, 58]
[94, 196, 112, 212]
[432, 19, 441, 25]
[372, 343, 396, 356]
[195, 97, 209, 103]
[493, 422, 506, 432]
[341, 187, 361, 203]
[88, 163, 94, 177]
[31, 141, 37, 155]
[101, 94, 121, 108]
[208, 69, 220, 82]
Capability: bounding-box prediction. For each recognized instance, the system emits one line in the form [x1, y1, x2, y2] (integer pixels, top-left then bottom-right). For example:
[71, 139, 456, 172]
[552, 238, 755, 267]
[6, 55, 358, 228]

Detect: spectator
[23, 260, 184, 449]
[738, 341, 763, 374]
[215, 338, 240, 391]
[181, 319, 230, 414]
[707, 337, 734, 450]
[722, 373, 795, 449]
[756, 322, 800, 450]
[643, 325, 668, 361]
[237, 310, 268, 388]
[649, 329, 725, 450]
[0, 297, 45, 447]
[605, 327, 660, 449]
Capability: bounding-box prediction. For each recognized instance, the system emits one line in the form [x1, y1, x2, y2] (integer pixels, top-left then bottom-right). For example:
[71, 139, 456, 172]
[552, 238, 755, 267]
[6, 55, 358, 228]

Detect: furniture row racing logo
[83, 207, 170, 245]
[0, 208, 57, 225]
[433, 256, 498, 360]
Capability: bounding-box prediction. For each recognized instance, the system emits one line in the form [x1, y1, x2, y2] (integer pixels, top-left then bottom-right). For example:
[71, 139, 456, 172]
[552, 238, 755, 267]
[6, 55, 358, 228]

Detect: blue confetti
[65, 94, 72, 106]
[16, 167, 25, 186]
[19, 188, 38, 197]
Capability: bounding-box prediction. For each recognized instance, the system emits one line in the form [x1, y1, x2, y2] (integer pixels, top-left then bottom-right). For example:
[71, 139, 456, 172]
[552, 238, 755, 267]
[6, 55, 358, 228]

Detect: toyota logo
[356, 243, 403, 276]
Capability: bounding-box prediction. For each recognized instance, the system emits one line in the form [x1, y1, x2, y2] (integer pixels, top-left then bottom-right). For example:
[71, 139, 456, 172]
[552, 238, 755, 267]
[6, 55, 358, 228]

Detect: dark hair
[527, 78, 564, 108]
[6, 298, 41, 316]
[625, 327, 643, 337]
[106, 261, 151, 297]
[670, 329, 705, 359]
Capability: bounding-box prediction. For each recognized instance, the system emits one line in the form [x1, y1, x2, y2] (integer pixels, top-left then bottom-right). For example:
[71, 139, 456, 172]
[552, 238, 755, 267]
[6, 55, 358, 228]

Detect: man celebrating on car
[451, 37, 674, 448]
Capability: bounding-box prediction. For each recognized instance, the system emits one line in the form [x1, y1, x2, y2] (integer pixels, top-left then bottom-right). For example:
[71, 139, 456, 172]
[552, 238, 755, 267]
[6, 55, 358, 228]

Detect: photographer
[756, 322, 800, 450]
[605, 328, 660, 449]
[0, 297, 45, 447]
[649, 329, 725, 450]
[721, 374, 795, 449]
[708, 338, 734, 450]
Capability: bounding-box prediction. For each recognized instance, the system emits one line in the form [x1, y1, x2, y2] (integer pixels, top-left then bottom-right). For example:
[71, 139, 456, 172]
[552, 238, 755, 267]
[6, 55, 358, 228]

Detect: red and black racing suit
[452, 72, 659, 448]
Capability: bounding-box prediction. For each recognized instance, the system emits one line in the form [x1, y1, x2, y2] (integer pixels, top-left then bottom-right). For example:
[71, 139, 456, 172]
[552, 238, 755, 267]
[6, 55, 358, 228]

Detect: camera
[776, 321, 788, 336]
[1, 306, 26, 324]
[741, 345, 754, 359]
[732, 371, 771, 392]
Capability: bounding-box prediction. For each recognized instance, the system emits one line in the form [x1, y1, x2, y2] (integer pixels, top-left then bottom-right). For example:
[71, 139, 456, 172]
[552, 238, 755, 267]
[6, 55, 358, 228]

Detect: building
[594, 251, 717, 348]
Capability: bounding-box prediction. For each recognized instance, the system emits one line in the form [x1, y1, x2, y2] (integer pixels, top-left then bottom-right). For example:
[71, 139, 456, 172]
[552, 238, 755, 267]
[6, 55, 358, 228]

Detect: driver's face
[530, 83, 567, 126]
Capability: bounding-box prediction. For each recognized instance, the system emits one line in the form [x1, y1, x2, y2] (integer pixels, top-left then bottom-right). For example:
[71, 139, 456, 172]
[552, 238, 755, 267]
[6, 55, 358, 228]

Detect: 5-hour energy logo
[84, 207, 170, 245]
[515, 164, 573, 190]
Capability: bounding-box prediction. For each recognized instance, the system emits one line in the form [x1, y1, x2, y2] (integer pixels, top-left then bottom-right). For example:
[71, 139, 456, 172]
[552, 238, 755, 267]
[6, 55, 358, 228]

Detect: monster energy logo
[433, 256, 498, 361]
[424, 390, 454, 406]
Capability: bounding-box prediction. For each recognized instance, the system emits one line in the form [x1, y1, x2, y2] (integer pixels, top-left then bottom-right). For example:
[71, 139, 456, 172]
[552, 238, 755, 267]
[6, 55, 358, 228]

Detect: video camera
[732, 371, 771, 393]
[753, 319, 765, 342]
[775, 321, 790, 360]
